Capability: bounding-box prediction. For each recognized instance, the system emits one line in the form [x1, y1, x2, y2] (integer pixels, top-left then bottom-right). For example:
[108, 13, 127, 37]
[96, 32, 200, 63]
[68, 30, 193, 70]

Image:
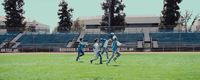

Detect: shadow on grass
[82, 77, 103, 80]
[111, 64, 120, 67]
[78, 61, 84, 63]
[94, 63, 103, 65]
[93, 77, 102, 80]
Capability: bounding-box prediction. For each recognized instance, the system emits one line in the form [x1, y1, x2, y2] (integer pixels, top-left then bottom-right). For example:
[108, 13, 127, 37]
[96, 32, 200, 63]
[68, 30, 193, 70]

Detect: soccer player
[106, 37, 122, 65]
[100, 38, 110, 60]
[110, 32, 117, 40]
[90, 39, 103, 64]
[76, 38, 87, 61]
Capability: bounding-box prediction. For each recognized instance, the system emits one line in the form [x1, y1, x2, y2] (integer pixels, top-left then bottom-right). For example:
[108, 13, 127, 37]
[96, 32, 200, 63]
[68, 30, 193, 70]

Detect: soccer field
[0, 52, 200, 80]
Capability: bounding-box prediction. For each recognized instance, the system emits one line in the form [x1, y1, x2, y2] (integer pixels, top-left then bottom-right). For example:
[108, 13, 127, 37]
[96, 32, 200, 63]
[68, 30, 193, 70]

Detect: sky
[0, 0, 199, 31]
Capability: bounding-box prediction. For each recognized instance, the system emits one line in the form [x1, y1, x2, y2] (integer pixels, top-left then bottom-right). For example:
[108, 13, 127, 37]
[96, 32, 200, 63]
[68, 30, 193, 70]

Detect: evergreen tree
[161, 0, 182, 30]
[2, 0, 26, 32]
[101, 0, 126, 32]
[57, 0, 73, 32]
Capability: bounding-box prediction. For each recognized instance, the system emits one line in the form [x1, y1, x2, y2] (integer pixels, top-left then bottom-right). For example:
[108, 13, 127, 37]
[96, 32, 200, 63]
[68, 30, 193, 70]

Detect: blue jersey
[100, 39, 106, 48]
[112, 40, 118, 51]
[78, 42, 86, 50]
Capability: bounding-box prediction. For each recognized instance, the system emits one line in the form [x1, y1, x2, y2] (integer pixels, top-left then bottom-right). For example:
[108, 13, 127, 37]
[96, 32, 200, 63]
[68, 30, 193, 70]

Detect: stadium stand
[17, 33, 79, 48]
[83, 33, 144, 48]
[83, 33, 110, 43]
[2, 31, 200, 52]
[83, 33, 144, 43]
[115, 33, 144, 43]
[0, 34, 18, 44]
[0, 33, 19, 49]
[150, 32, 200, 50]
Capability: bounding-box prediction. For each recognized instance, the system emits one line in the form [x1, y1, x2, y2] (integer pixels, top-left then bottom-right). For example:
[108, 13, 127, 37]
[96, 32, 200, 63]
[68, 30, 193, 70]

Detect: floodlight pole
[108, 0, 111, 33]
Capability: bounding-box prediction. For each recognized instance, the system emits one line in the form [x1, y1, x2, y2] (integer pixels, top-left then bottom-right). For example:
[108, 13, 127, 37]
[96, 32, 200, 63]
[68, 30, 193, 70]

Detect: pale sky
[0, 0, 199, 31]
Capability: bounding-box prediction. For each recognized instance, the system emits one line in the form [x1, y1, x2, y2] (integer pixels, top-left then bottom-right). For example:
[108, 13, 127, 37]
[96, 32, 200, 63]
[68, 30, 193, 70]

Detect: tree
[196, 20, 200, 32]
[182, 11, 192, 32]
[179, 11, 199, 32]
[161, 0, 182, 31]
[101, 0, 126, 32]
[189, 14, 199, 32]
[174, 15, 185, 32]
[2, 0, 26, 32]
[72, 18, 84, 33]
[57, 0, 73, 33]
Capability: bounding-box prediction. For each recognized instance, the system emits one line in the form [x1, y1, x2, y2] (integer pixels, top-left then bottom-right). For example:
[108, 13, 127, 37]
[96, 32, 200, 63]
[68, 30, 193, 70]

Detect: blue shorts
[78, 49, 84, 55]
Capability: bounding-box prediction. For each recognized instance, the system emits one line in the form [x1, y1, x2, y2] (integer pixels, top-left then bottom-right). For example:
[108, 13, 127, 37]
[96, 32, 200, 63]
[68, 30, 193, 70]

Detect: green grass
[0, 53, 200, 80]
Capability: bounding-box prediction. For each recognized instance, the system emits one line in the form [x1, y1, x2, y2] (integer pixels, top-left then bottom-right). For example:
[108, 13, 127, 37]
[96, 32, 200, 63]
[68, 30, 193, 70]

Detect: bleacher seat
[83, 33, 144, 43]
[150, 32, 200, 47]
[83, 34, 110, 43]
[115, 33, 144, 43]
[0, 34, 18, 43]
[18, 33, 79, 48]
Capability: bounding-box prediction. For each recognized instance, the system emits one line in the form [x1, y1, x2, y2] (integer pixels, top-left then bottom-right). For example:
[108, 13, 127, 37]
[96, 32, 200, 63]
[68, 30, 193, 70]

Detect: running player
[90, 39, 103, 64]
[100, 38, 110, 60]
[106, 37, 122, 65]
[76, 38, 87, 61]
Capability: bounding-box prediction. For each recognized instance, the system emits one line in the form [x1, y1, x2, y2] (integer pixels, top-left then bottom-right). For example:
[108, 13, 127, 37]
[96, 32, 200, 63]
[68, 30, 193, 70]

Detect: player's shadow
[111, 64, 120, 67]
[78, 61, 84, 63]
[94, 63, 102, 65]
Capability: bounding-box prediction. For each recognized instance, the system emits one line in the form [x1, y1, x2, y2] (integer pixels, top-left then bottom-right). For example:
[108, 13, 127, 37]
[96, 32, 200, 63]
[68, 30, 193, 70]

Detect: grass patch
[0, 53, 200, 80]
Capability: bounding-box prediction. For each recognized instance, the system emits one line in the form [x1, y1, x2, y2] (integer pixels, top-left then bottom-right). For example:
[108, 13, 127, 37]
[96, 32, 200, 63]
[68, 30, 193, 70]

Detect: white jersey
[117, 41, 122, 46]
[103, 40, 109, 48]
[112, 35, 117, 40]
[93, 43, 100, 53]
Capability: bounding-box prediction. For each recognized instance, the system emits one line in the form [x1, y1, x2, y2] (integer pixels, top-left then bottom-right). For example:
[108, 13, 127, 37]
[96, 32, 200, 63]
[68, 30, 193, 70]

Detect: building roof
[0, 16, 49, 30]
[78, 15, 161, 25]
[126, 16, 160, 24]
[26, 21, 49, 29]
